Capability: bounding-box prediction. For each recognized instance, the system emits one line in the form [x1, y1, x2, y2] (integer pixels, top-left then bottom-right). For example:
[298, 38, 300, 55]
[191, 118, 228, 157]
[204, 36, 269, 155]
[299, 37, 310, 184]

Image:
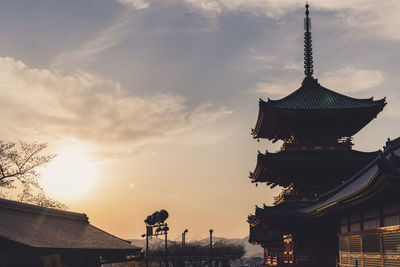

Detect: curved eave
[264, 77, 387, 111]
[251, 98, 266, 138]
[306, 166, 399, 217]
[249, 152, 265, 183]
[252, 99, 386, 140]
[248, 216, 261, 227]
[249, 150, 379, 184]
[302, 137, 400, 216]
[252, 203, 304, 219]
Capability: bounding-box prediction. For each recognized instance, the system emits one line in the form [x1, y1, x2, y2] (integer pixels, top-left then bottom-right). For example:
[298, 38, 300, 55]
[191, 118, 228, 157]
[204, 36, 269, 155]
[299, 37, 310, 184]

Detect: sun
[40, 150, 97, 200]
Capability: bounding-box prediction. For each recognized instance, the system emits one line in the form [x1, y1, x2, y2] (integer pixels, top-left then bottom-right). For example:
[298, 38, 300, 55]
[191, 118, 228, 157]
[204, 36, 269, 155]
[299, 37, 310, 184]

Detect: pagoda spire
[304, 3, 313, 77]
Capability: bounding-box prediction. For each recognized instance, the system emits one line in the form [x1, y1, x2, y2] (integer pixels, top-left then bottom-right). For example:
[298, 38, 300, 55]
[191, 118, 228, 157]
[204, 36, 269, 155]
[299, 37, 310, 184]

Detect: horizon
[0, 0, 399, 241]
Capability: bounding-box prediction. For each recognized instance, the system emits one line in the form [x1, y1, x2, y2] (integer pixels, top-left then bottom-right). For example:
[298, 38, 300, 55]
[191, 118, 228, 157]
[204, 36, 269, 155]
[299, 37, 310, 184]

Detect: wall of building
[338, 202, 400, 267]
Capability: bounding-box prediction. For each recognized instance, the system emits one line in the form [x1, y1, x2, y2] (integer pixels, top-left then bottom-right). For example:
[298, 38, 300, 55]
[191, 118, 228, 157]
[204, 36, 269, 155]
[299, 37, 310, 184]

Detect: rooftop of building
[0, 198, 141, 252]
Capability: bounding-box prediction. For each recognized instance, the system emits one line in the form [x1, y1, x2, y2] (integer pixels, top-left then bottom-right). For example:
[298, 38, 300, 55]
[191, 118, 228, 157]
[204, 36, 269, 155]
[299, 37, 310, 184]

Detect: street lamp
[163, 224, 169, 267]
[143, 210, 169, 267]
[209, 229, 213, 267]
[182, 229, 188, 248]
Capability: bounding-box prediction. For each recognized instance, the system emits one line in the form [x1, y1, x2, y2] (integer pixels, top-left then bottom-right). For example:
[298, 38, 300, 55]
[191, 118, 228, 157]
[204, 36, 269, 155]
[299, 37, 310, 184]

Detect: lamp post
[143, 210, 169, 267]
[141, 233, 149, 267]
[181, 229, 188, 267]
[209, 229, 213, 267]
[182, 229, 188, 248]
[163, 224, 169, 267]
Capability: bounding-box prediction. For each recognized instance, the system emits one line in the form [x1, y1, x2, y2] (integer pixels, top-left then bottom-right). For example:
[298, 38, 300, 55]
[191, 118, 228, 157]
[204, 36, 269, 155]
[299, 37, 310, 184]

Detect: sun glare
[40, 151, 97, 200]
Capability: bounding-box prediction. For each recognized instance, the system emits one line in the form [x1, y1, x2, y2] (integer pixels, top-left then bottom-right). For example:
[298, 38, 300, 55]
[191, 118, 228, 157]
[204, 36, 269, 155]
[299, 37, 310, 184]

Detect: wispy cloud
[0, 57, 232, 154]
[118, 0, 150, 10]
[320, 67, 384, 94]
[283, 61, 302, 71]
[181, 0, 400, 40]
[51, 12, 134, 68]
[254, 80, 300, 97]
[254, 67, 384, 98]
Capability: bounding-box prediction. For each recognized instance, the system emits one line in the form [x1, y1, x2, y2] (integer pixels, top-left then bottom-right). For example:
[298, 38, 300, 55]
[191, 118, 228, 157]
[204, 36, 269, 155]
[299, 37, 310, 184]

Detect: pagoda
[247, 4, 400, 267]
[250, 4, 385, 196]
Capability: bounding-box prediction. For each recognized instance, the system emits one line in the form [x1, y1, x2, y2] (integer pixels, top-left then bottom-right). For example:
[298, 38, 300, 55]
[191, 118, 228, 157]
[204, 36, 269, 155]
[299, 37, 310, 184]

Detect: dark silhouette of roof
[252, 78, 386, 141]
[250, 149, 379, 186]
[261, 77, 386, 111]
[255, 203, 303, 218]
[256, 149, 379, 163]
[301, 137, 400, 215]
[0, 198, 141, 252]
[248, 137, 400, 227]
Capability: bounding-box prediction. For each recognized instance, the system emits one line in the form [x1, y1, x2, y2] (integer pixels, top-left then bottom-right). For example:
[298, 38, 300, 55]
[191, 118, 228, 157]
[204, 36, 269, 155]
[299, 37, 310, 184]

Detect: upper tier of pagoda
[252, 4, 386, 143]
[252, 77, 386, 142]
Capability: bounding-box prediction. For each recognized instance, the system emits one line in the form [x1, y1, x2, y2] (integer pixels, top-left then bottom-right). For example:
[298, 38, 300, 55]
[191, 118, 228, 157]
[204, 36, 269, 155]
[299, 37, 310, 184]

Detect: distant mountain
[128, 236, 263, 258]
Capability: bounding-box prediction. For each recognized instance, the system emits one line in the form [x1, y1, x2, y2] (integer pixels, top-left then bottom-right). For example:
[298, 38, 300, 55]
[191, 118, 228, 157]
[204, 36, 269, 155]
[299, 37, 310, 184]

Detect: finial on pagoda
[304, 3, 314, 77]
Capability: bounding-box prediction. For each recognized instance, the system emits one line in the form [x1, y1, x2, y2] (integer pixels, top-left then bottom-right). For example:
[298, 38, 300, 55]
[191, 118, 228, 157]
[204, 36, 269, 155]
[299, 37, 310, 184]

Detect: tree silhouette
[145, 240, 245, 267]
[0, 140, 66, 209]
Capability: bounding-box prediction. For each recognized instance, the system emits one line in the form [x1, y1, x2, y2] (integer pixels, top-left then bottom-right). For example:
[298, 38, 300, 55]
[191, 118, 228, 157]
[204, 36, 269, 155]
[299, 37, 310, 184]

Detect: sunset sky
[1, 0, 400, 241]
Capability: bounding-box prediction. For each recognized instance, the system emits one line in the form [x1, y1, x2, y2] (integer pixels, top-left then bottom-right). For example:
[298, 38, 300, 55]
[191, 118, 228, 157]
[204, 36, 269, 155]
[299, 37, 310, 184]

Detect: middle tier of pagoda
[249, 149, 379, 192]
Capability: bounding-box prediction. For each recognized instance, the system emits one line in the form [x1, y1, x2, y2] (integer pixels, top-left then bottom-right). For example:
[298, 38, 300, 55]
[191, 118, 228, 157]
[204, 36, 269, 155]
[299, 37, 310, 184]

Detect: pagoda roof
[301, 137, 400, 216]
[262, 77, 386, 111]
[255, 202, 303, 218]
[252, 77, 386, 140]
[248, 203, 304, 230]
[248, 214, 283, 245]
[247, 137, 400, 231]
[250, 149, 379, 187]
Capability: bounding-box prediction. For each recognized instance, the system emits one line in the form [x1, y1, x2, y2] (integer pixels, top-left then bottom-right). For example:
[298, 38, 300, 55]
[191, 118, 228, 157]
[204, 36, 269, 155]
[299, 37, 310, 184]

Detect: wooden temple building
[247, 4, 400, 267]
[0, 198, 141, 266]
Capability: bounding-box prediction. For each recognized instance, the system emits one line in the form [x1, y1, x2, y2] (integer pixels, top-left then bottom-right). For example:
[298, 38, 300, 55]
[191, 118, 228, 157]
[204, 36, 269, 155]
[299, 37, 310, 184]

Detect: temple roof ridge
[316, 137, 400, 201]
[260, 77, 386, 111]
[0, 197, 140, 251]
[301, 136, 400, 215]
[249, 149, 380, 184]
[252, 202, 303, 218]
[0, 197, 88, 222]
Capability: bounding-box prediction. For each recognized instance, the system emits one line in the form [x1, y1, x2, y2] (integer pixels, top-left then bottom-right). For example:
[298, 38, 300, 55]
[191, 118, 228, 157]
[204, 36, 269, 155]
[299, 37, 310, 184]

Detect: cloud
[181, 0, 400, 40]
[320, 67, 384, 94]
[183, 0, 223, 14]
[254, 67, 384, 98]
[181, 0, 394, 17]
[51, 12, 134, 68]
[283, 61, 302, 71]
[182, 0, 300, 17]
[0, 57, 231, 152]
[254, 80, 300, 97]
[384, 104, 400, 118]
[118, 0, 150, 10]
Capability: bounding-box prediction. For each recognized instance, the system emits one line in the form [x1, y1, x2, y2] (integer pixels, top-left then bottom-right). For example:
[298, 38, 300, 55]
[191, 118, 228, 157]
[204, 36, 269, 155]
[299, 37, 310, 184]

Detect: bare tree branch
[0, 140, 65, 209]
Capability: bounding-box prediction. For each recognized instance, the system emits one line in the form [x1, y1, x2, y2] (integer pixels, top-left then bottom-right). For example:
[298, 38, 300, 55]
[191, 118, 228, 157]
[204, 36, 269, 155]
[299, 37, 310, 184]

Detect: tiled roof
[255, 203, 303, 217]
[252, 77, 386, 140]
[257, 150, 379, 163]
[301, 137, 400, 215]
[0, 198, 141, 252]
[250, 149, 379, 184]
[261, 77, 386, 110]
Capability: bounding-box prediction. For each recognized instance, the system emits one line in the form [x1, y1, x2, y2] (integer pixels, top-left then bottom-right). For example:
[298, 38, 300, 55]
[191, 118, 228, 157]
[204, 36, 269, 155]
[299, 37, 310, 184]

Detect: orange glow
[40, 149, 97, 200]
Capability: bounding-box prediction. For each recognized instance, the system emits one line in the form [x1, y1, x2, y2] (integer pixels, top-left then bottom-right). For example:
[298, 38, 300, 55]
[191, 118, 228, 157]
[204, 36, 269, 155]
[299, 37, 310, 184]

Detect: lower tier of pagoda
[250, 149, 379, 192]
[248, 138, 400, 267]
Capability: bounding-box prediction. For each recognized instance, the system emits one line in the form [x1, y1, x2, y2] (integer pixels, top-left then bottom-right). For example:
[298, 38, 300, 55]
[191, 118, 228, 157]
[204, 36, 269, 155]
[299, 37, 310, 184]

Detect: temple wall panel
[339, 228, 400, 267]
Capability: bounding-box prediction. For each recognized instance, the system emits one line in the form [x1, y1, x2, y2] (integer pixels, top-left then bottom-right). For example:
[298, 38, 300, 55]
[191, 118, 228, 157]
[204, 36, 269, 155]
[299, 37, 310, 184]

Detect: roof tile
[262, 77, 386, 110]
